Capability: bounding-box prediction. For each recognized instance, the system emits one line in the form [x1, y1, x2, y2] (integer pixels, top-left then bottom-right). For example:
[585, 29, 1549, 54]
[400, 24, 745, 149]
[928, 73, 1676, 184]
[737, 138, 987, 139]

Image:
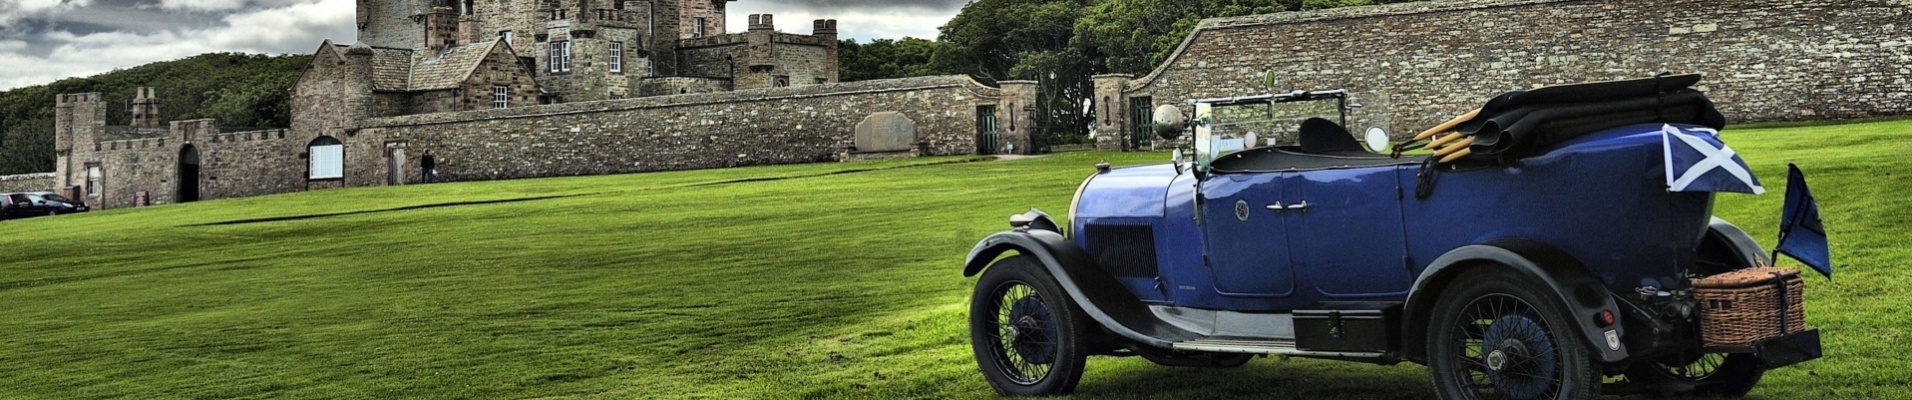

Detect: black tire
[1623, 348, 1764, 397]
[1427, 268, 1602, 400]
[969, 255, 1089, 396]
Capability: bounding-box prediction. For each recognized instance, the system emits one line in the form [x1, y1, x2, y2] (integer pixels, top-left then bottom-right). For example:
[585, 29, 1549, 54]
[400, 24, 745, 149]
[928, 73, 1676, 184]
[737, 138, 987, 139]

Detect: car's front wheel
[969, 255, 1089, 396]
[1427, 268, 1602, 400]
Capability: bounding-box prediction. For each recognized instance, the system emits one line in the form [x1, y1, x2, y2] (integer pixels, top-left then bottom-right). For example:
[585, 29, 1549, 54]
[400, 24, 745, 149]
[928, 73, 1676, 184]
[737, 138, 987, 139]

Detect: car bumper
[1750, 328, 1821, 369]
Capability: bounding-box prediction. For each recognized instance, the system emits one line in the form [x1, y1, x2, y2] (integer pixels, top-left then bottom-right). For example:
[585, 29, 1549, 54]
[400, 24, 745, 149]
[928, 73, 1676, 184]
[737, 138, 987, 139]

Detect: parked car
[961, 75, 1823, 399]
[24, 192, 90, 215]
[0, 191, 89, 221]
[1, 192, 43, 220]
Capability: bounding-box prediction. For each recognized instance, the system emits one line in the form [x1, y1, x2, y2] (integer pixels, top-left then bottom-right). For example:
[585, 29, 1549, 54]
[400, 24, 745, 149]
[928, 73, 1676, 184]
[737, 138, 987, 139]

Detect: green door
[976, 105, 999, 155]
[1130, 97, 1153, 150]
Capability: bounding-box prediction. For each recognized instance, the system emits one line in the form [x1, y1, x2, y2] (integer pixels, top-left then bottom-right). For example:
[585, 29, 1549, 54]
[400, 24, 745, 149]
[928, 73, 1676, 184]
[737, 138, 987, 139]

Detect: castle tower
[814, 19, 838, 84]
[130, 87, 161, 128]
[357, 0, 429, 49]
[53, 93, 104, 191]
[679, 0, 733, 39]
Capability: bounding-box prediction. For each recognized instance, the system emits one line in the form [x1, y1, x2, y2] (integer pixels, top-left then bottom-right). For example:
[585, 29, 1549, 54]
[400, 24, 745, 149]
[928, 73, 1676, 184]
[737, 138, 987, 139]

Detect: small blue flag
[1776, 163, 1831, 279]
[1662, 124, 1764, 194]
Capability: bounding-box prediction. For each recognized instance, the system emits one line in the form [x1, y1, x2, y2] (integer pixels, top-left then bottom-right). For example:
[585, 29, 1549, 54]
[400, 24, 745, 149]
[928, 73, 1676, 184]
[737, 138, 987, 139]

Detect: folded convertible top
[1455, 74, 1726, 159]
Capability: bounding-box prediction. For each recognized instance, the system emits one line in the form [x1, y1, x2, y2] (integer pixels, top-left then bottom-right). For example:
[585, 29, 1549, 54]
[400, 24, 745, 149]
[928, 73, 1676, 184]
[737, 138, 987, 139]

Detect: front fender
[1402, 240, 1629, 363]
[963, 229, 1192, 348]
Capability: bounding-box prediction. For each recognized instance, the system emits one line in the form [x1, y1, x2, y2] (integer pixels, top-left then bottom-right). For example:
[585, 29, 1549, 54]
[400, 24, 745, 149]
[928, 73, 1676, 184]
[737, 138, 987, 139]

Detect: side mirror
[1364, 127, 1390, 153]
[1152, 104, 1187, 140]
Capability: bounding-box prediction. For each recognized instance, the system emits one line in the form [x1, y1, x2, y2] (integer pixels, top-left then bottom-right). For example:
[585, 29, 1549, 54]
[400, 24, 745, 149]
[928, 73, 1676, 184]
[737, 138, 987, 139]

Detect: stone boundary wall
[1094, 0, 1912, 149]
[0, 173, 57, 193]
[349, 75, 1023, 183]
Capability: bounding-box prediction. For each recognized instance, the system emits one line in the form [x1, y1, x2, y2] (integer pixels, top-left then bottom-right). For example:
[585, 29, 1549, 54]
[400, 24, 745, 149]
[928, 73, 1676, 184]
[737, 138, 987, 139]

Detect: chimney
[130, 87, 160, 128]
[749, 13, 773, 31]
[426, 6, 459, 50]
[813, 19, 836, 37]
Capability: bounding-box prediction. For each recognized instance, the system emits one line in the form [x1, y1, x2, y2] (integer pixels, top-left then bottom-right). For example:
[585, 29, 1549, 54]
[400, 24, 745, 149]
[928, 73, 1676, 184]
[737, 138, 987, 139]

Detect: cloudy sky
[0, 0, 965, 91]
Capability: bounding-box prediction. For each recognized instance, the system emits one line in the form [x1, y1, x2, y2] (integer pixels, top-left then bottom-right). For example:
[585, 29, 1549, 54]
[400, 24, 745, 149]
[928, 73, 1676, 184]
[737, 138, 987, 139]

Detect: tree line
[840, 0, 1415, 149]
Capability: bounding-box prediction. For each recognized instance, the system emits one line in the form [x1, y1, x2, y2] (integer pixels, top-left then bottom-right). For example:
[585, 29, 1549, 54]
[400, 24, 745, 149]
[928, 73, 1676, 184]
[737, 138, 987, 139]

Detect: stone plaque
[853, 112, 917, 152]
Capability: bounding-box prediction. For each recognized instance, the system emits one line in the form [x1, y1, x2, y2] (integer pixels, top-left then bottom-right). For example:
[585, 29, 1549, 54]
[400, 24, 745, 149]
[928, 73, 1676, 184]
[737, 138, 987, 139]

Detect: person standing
[421, 150, 437, 183]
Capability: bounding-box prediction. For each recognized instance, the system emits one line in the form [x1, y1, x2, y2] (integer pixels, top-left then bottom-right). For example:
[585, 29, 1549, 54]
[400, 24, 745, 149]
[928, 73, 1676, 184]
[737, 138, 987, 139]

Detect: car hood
[1075, 163, 1180, 220]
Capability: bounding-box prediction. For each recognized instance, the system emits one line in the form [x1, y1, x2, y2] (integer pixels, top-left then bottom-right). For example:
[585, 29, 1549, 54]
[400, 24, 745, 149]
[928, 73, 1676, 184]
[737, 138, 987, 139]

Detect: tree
[837, 38, 952, 82]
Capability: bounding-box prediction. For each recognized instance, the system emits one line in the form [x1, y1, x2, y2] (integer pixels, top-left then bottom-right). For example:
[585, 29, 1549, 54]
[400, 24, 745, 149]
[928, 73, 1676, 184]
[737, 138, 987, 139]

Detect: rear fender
[1703, 217, 1770, 270]
[1402, 240, 1629, 363]
[964, 229, 1183, 347]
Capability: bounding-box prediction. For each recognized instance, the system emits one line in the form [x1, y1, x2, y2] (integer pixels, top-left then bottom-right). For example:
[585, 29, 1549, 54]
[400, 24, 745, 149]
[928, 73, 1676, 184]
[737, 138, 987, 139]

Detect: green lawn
[2, 120, 1908, 399]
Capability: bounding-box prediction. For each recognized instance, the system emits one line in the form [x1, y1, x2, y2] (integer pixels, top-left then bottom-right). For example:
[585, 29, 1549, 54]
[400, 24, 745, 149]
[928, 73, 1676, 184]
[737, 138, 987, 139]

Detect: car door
[2, 193, 31, 219]
[1197, 171, 1297, 298]
[1283, 166, 1413, 297]
[24, 194, 53, 216]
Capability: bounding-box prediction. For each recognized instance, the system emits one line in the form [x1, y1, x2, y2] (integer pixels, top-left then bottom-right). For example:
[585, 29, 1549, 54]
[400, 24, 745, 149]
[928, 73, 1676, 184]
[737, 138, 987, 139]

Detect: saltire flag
[1776, 163, 1832, 279]
[1662, 124, 1764, 194]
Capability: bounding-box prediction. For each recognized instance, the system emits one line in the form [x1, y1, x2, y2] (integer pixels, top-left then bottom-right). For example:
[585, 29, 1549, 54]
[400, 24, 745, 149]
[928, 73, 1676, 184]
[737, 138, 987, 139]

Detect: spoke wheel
[969, 256, 1088, 396]
[1428, 268, 1600, 400]
[1624, 351, 1764, 397]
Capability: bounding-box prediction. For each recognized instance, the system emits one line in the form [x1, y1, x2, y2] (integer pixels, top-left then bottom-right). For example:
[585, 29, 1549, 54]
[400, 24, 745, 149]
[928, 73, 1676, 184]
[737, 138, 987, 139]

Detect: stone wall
[58, 93, 332, 209]
[0, 173, 56, 193]
[640, 77, 731, 96]
[1094, 0, 1912, 149]
[349, 75, 1016, 183]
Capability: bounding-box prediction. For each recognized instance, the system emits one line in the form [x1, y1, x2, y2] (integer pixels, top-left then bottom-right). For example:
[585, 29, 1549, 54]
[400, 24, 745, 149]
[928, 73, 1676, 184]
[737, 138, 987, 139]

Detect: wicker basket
[1693, 267, 1807, 348]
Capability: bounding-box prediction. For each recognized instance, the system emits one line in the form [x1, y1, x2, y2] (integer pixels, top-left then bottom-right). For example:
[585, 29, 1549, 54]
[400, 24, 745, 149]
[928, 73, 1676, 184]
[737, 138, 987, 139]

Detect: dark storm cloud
[0, 0, 356, 90]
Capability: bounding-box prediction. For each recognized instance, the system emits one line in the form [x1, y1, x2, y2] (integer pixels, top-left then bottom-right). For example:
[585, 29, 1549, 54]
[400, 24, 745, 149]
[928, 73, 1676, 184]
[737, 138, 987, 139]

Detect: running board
[1172, 338, 1399, 363]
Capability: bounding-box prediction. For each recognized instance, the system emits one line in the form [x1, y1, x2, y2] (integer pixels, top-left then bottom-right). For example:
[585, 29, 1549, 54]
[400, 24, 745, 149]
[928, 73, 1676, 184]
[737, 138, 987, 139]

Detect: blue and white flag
[1662, 124, 1764, 194]
[1777, 163, 1832, 279]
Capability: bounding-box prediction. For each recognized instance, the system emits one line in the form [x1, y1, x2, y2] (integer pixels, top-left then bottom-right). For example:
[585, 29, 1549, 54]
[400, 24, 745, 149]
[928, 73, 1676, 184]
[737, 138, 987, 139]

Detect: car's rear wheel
[1427, 268, 1601, 400]
[969, 255, 1088, 396]
[1623, 350, 1763, 397]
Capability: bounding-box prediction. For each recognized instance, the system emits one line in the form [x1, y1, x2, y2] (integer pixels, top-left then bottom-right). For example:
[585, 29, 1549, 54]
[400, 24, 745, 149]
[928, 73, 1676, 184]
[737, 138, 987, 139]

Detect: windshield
[1194, 96, 1344, 169]
[43, 194, 71, 202]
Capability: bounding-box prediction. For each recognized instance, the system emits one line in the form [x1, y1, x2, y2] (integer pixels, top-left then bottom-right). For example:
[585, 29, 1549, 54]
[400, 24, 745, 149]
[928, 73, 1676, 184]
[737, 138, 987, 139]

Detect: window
[549, 41, 571, 73]
[774, 76, 789, 87]
[609, 42, 623, 73]
[492, 86, 509, 108]
[614, 0, 624, 10]
[500, 30, 513, 47]
[646, 59, 655, 77]
[693, 17, 706, 38]
[309, 136, 344, 180]
[815, 77, 827, 85]
[85, 165, 101, 195]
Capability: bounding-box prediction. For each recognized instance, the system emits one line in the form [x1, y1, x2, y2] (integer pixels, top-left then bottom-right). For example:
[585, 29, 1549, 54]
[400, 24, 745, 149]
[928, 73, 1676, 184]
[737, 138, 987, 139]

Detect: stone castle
[12, 0, 1909, 210]
[345, 0, 840, 111]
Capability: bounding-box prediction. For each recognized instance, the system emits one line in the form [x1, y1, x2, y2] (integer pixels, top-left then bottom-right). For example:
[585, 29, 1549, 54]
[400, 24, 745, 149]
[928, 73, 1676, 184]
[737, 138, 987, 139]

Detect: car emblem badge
[1234, 200, 1250, 221]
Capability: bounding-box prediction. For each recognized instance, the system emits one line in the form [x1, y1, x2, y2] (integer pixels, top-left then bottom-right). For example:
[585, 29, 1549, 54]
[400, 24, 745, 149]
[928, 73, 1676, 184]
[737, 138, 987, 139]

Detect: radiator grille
[1082, 225, 1159, 278]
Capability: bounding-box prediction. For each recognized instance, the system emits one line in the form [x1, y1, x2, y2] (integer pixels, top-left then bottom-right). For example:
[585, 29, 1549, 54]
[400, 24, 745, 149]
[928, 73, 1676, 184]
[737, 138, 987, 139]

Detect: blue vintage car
[962, 75, 1823, 399]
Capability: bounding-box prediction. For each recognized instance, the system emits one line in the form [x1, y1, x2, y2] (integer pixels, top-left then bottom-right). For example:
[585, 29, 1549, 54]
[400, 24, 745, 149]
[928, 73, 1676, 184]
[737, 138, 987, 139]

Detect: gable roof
[364, 39, 516, 92]
[408, 40, 503, 91]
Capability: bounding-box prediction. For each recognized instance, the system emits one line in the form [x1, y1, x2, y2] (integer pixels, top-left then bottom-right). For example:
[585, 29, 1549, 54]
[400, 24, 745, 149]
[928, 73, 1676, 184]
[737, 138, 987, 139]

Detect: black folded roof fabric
[1452, 74, 1725, 159]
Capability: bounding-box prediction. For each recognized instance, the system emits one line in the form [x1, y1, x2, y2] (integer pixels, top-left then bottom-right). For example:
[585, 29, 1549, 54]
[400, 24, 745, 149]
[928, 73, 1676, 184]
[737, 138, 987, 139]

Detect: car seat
[1298, 117, 1366, 155]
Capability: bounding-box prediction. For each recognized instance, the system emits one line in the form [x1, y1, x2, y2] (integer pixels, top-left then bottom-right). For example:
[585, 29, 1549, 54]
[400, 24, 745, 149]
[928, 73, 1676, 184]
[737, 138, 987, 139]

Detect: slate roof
[370, 48, 415, 91]
[360, 41, 506, 92]
[408, 41, 500, 91]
